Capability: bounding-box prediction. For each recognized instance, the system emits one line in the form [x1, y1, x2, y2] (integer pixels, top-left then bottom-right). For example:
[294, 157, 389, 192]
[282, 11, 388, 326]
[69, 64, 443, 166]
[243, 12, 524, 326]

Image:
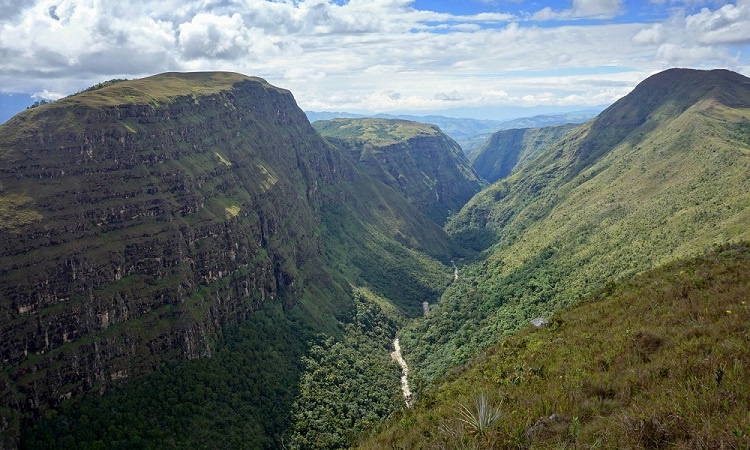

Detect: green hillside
[461, 111, 597, 156]
[364, 243, 750, 449]
[402, 68, 750, 381]
[4, 67, 750, 449]
[314, 118, 485, 224]
[0, 73, 455, 448]
[470, 123, 578, 183]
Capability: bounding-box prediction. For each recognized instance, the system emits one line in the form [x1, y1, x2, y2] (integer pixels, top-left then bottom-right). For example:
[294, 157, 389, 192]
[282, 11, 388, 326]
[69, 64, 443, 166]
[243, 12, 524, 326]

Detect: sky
[1, 0, 749, 120]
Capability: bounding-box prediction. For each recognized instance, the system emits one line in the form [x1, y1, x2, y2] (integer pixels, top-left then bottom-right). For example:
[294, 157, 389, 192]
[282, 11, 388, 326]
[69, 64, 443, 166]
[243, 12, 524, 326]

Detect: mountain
[307, 111, 598, 155]
[305, 111, 367, 122]
[307, 111, 507, 142]
[370, 114, 506, 150]
[5, 67, 749, 448]
[400, 68, 750, 381]
[493, 110, 600, 130]
[0, 72, 455, 447]
[364, 243, 750, 448]
[470, 123, 579, 183]
[314, 118, 485, 224]
[461, 111, 599, 155]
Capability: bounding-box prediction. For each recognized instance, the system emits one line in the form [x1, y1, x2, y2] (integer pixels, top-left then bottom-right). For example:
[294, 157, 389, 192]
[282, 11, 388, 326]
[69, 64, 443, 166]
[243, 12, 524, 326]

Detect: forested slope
[365, 243, 750, 449]
[404, 68, 750, 380]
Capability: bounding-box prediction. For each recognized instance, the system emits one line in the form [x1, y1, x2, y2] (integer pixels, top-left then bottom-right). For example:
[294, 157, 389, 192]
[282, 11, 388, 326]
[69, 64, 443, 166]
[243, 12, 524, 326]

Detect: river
[390, 338, 413, 408]
[392, 261, 458, 406]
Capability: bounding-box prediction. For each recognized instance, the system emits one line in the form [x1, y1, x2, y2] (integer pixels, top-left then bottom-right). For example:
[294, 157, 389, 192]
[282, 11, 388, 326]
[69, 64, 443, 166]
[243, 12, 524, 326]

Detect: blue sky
[411, 0, 704, 23]
[1, 0, 748, 121]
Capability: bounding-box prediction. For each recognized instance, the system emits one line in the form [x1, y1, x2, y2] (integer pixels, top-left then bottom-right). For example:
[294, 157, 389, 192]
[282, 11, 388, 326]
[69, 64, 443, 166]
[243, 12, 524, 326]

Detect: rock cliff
[470, 124, 578, 183]
[0, 72, 353, 441]
[314, 118, 485, 224]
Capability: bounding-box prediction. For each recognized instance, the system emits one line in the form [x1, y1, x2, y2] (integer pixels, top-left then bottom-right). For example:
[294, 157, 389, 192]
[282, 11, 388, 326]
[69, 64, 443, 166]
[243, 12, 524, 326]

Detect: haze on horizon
[1, 0, 749, 120]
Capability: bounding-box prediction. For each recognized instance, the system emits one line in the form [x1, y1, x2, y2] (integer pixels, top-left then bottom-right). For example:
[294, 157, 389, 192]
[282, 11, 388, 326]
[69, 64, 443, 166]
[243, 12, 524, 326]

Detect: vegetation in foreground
[363, 243, 750, 449]
[289, 288, 404, 449]
[404, 68, 750, 381]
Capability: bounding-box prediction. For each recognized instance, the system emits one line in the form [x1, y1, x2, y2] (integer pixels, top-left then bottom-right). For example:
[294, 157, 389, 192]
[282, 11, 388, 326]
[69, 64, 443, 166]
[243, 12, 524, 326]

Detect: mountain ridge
[314, 118, 485, 224]
[405, 67, 750, 381]
[470, 123, 578, 183]
[0, 72, 455, 447]
[307, 110, 599, 155]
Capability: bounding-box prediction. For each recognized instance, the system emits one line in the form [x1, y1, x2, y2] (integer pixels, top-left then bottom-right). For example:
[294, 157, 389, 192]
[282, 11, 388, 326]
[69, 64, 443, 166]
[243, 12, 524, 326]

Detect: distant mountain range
[306, 110, 600, 154]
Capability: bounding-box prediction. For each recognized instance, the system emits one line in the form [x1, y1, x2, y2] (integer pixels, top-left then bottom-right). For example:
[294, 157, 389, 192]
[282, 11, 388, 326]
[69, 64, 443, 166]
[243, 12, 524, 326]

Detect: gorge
[1, 68, 750, 449]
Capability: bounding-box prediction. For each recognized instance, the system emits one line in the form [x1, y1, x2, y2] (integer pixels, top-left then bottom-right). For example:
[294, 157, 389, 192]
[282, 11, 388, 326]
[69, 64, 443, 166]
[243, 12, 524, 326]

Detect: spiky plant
[457, 392, 502, 437]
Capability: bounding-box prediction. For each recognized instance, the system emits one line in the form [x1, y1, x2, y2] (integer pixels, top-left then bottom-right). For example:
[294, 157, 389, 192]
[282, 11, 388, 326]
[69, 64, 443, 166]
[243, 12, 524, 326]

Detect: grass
[314, 118, 442, 146]
[0, 191, 43, 230]
[361, 243, 750, 449]
[413, 74, 750, 381]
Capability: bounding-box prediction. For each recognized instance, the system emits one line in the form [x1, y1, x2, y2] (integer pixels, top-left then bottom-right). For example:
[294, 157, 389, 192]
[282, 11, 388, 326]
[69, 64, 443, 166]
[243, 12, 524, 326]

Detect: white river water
[392, 262, 458, 406]
[390, 338, 413, 407]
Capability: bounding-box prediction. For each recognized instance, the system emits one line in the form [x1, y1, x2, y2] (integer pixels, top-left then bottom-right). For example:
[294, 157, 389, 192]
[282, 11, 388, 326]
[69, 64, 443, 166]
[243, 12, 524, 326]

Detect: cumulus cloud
[654, 43, 736, 66]
[686, 3, 750, 45]
[533, 0, 623, 20]
[632, 24, 665, 45]
[435, 90, 464, 101]
[179, 13, 248, 60]
[32, 89, 66, 101]
[0, 0, 747, 115]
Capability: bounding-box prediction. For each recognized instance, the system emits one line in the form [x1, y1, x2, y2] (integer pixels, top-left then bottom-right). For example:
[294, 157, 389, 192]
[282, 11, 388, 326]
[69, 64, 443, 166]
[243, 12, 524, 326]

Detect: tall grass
[360, 243, 750, 449]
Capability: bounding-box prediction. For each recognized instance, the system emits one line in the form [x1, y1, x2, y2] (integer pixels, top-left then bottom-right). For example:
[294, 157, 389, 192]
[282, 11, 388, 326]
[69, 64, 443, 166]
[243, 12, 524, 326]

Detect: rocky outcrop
[0, 73, 353, 441]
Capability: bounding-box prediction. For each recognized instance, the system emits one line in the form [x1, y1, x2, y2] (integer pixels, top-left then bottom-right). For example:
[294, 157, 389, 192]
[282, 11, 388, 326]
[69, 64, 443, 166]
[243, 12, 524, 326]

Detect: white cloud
[32, 89, 65, 101]
[686, 3, 750, 45]
[632, 23, 665, 45]
[532, 0, 623, 20]
[654, 43, 737, 66]
[0, 0, 747, 117]
[283, 67, 327, 83]
[435, 90, 464, 101]
[178, 13, 248, 60]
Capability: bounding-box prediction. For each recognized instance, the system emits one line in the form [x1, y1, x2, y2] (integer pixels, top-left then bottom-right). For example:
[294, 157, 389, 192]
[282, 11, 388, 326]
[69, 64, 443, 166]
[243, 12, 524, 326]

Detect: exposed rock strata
[0, 73, 352, 436]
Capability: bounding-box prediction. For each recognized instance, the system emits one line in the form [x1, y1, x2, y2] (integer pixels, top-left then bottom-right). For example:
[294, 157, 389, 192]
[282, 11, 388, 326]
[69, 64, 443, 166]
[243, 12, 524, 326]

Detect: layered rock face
[314, 118, 485, 224]
[0, 73, 351, 430]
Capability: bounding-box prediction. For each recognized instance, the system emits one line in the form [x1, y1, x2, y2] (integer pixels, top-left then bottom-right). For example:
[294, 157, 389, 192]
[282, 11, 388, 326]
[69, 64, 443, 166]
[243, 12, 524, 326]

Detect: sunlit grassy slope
[364, 243, 750, 449]
[314, 118, 441, 145]
[404, 68, 750, 380]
